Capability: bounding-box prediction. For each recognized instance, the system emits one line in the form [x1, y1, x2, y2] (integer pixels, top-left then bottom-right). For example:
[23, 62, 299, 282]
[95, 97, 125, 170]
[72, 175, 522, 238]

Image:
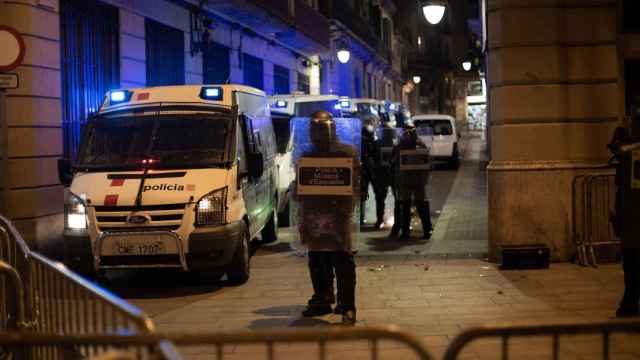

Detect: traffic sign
[0, 74, 18, 89]
[0, 26, 25, 73]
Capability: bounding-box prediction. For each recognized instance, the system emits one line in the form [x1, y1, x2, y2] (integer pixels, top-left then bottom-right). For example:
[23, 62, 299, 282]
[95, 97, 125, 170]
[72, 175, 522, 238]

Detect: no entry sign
[0, 26, 25, 73]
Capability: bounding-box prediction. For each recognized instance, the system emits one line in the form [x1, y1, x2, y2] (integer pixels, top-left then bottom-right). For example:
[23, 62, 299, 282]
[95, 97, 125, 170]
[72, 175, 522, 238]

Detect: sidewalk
[128, 251, 632, 359]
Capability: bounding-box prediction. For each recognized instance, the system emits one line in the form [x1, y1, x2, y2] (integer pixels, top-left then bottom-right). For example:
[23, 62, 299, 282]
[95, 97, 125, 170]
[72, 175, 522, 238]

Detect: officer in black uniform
[374, 122, 397, 229]
[611, 100, 640, 317]
[388, 123, 433, 239]
[297, 111, 359, 325]
[360, 120, 380, 225]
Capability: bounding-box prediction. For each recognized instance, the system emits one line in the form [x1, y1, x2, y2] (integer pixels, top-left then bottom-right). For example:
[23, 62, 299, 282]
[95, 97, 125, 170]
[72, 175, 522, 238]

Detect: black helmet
[400, 122, 418, 149]
[310, 110, 337, 152]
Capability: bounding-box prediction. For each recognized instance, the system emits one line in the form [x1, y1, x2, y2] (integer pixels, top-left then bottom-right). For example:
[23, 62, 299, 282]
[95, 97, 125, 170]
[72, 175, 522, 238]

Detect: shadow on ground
[365, 235, 430, 252]
[104, 268, 223, 299]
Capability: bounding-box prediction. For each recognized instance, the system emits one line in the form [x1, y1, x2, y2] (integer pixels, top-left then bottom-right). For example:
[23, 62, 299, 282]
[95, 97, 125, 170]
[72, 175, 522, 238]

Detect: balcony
[330, 4, 391, 62]
[206, 0, 329, 53]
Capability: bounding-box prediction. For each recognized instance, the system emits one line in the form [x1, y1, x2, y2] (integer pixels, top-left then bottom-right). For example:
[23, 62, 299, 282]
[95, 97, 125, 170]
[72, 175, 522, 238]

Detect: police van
[58, 85, 278, 284]
[268, 93, 344, 224]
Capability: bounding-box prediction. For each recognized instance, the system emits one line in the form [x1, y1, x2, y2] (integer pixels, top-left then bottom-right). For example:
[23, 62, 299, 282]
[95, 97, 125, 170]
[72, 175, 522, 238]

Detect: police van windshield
[414, 119, 453, 136]
[295, 100, 342, 117]
[356, 103, 378, 116]
[78, 115, 231, 170]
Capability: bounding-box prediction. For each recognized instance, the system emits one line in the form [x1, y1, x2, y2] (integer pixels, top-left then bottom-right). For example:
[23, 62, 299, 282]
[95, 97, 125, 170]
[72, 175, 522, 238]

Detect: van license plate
[113, 239, 166, 255]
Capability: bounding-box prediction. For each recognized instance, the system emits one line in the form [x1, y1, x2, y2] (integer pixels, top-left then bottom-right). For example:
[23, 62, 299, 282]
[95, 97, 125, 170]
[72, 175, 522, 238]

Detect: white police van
[268, 93, 345, 224]
[58, 85, 278, 284]
[412, 114, 460, 168]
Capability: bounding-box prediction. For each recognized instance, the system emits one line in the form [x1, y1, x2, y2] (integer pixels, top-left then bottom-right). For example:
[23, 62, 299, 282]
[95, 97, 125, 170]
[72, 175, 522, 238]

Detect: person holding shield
[293, 110, 360, 325]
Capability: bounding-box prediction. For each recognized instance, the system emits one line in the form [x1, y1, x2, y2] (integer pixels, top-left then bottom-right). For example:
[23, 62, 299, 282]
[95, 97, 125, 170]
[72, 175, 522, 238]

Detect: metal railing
[572, 169, 619, 267]
[0, 325, 433, 360]
[0, 215, 157, 359]
[443, 319, 640, 360]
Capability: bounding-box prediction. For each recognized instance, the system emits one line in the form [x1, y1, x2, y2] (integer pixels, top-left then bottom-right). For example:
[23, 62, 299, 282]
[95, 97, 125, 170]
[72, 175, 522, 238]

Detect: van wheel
[278, 202, 290, 227]
[227, 224, 250, 285]
[261, 210, 278, 243]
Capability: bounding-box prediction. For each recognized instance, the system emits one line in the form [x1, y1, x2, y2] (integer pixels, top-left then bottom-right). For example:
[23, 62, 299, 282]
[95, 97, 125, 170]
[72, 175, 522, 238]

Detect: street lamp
[337, 49, 351, 64]
[462, 61, 472, 71]
[413, 76, 421, 84]
[422, 1, 446, 25]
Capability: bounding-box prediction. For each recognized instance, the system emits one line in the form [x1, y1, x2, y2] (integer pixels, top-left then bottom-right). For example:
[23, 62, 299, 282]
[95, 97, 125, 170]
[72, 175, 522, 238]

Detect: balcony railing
[294, 0, 330, 48]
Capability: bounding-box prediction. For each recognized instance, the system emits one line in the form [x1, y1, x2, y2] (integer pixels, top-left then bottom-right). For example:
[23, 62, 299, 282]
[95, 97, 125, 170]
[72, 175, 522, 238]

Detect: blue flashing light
[388, 103, 397, 111]
[200, 87, 223, 101]
[275, 100, 287, 108]
[110, 90, 131, 104]
[334, 103, 341, 110]
[340, 100, 351, 108]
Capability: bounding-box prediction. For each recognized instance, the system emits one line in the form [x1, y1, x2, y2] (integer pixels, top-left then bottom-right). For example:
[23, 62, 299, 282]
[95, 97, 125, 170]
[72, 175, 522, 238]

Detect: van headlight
[65, 192, 87, 230]
[195, 187, 228, 227]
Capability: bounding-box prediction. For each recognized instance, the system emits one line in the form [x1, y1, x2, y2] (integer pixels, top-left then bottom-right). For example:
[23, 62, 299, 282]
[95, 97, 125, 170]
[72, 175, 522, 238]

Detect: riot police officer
[360, 119, 380, 225]
[611, 104, 640, 317]
[296, 111, 359, 325]
[388, 123, 433, 240]
[373, 122, 398, 229]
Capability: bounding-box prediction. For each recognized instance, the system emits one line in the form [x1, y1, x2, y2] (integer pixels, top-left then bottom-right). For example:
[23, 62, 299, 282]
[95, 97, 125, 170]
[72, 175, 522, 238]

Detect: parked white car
[412, 114, 460, 168]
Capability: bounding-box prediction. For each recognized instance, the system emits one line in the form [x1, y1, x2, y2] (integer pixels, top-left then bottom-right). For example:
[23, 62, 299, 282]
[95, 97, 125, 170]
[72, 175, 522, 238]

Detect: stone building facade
[486, 0, 627, 261]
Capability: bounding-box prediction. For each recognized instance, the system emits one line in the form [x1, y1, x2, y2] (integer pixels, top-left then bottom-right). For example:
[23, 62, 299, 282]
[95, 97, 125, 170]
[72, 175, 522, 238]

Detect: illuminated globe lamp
[462, 61, 472, 72]
[413, 75, 422, 84]
[422, 0, 447, 25]
[337, 47, 351, 64]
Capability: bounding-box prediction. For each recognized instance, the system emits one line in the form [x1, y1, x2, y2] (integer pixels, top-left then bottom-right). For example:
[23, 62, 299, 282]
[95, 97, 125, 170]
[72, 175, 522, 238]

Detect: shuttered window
[203, 42, 230, 84]
[145, 19, 185, 86]
[60, 0, 120, 160]
[243, 53, 264, 90]
[297, 72, 310, 94]
[273, 65, 290, 94]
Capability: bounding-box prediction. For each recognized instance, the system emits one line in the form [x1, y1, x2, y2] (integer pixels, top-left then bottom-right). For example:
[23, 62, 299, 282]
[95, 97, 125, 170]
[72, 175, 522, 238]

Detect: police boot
[303, 264, 332, 317]
[416, 201, 433, 239]
[400, 201, 412, 239]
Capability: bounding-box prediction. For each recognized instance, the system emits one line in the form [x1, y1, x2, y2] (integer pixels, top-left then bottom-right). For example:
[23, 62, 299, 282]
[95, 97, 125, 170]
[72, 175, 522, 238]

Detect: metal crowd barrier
[0, 215, 159, 359]
[0, 325, 433, 360]
[443, 319, 640, 360]
[572, 169, 618, 267]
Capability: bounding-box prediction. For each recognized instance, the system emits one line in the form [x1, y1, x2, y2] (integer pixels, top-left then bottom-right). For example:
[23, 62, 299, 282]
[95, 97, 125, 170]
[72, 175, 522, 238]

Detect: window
[60, 0, 120, 161]
[354, 72, 362, 98]
[273, 65, 290, 94]
[145, 19, 185, 86]
[243, 53, 264, 90]
[297, 72, 310, 94]
[235, 91, 268, 119]
[203, 42, 230, 84]
[623, 0, 640, 33]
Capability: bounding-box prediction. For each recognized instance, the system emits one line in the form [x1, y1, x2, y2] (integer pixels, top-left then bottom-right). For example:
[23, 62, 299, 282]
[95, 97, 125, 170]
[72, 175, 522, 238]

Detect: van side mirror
[248, 151, 264, 178]
[58, 158, 73, 187]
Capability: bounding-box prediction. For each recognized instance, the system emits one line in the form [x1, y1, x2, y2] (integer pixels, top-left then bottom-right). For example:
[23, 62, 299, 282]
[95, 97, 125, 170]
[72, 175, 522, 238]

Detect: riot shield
[290, 116, 361, 252]
[377, 127, 401, 167]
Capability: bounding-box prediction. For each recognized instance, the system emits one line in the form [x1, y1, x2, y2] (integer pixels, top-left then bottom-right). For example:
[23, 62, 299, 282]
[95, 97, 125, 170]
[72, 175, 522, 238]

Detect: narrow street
[97, 132, 635, 359]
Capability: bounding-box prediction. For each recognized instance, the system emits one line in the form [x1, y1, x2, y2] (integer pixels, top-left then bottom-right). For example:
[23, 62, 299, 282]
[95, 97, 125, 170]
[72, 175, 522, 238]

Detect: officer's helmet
[400, 122, 418, 148]
[310, 110, 337, 152]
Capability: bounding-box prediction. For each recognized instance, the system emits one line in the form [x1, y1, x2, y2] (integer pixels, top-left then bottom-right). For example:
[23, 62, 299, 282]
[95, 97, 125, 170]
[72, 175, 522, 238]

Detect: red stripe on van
[104, 195, 119, 206]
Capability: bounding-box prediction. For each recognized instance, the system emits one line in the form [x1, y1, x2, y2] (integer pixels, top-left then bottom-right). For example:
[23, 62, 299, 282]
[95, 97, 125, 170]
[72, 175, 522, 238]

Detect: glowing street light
[422, 1, 446, 25]
[337, 48, 351, 64]
[462, 61, 472, 71]
[413, 76, 422, 84]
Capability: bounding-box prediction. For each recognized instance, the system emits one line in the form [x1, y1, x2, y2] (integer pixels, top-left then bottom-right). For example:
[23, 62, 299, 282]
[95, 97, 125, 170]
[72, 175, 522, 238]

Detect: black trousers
[620, 247, 640, 312]
[308, 251, 356, 311]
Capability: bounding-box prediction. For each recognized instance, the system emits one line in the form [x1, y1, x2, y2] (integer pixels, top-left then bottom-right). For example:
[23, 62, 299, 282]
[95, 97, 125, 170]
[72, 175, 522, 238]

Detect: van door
[238, 115, 259, 234]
